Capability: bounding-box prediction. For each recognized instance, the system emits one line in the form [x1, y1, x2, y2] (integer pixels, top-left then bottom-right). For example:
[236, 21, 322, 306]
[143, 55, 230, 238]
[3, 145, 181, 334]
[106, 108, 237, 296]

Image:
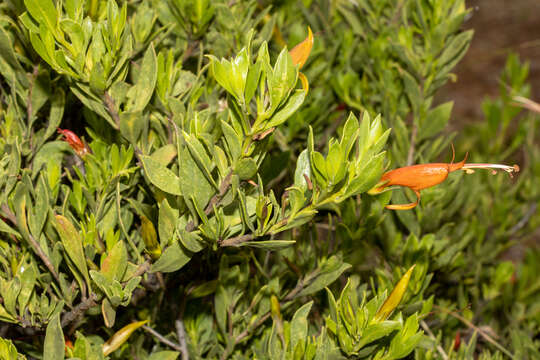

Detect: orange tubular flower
[57, 128, 90, 158]
[369, 149, 519, 210]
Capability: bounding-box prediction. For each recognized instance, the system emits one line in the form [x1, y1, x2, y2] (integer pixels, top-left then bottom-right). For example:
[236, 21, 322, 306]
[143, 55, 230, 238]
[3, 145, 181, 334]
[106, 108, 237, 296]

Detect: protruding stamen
[461, 163, 520, 178]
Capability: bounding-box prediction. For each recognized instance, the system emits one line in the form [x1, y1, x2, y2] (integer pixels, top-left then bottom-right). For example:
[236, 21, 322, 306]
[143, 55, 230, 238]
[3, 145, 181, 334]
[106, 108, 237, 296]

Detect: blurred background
[439, 0, 540, 124]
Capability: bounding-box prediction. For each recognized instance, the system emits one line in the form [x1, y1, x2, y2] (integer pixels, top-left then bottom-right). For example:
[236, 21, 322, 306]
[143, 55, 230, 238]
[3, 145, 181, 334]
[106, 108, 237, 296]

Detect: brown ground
[437, 0, 540, 125]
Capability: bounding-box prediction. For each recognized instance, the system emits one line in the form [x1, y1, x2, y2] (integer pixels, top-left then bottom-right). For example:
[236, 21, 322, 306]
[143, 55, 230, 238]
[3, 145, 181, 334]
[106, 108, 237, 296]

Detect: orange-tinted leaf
[289, 27, 313, 69]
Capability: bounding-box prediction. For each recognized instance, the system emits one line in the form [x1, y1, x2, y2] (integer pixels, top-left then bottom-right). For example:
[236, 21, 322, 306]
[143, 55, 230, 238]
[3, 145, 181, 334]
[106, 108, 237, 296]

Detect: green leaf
[158, 198, 178, 247]
[54, 215, 90, 286]
[439, 30, 474, 67]
[28, 175, 49, 239]
[101, 240, 127, 282]
[148, 351, 180, 360]
[1, 277, 20, 317]
[0, 338, 22, 360]
[402, 70, 421, 114]
[140, 155, 182, 195]
[89, 61, 107, 92]
[189, 280, 218, 298]
[178, 146, 214, 210]
[300, 257, 351, 296]
[150, 241, 191, 273]
[17, 264, 37, 314]
[343, 152, 385, 198]
[183, 132, 216, 187]
[209, 56, 235, 97]
[419, 101, 453, 140]
[245, 60, 262, 104]
[290, 301, 313, 352]
[23, 0, 58, 35]
[235, 157, 257, 180]
[28, 32, 53, 66]
[239, 240, 296, 250]
[43, 314, 64, 360]
[178, 230, 206, 253]
[340, 113, 359, 157]
[267, 89, 306, 128]
[229, 47, 249, 102]
[221, 120, 242, 160]
[0, 27, 25, 73]
[310, 151, 327, 187]
[60, 19, 84, 54]
[151, 144, 177, 166]
[127, 44, 158, 111]
[357, 321, 401, 348]
[294, 149, 311, 191]
[269, 49, 296, 113]
[102, 297, 116, 328]
[119, 111, 145, 144]
[0, 218, 20, 237]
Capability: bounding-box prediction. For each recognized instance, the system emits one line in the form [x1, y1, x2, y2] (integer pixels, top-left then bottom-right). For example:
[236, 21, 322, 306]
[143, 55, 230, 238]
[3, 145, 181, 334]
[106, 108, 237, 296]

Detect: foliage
[0, 0, 538, 359]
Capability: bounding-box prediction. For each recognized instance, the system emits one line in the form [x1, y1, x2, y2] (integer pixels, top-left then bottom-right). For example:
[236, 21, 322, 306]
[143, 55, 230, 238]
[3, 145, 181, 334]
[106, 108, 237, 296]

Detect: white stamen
[461, 163, 520, 178]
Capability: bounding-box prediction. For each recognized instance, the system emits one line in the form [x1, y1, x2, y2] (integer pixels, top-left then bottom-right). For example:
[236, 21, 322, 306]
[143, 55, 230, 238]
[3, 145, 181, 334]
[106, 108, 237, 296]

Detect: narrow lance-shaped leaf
[102, 320, 149, 356]
[54, 215, 90, 286]
[289, 27, 314, 69]
[140, 155, 182, 195]
[373, 265, 416, 322]
[43, 314, 64, 360]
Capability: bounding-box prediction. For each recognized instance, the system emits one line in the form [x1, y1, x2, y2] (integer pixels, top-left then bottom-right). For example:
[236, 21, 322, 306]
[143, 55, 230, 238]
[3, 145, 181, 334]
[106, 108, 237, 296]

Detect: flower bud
[57, 128, 90, 158]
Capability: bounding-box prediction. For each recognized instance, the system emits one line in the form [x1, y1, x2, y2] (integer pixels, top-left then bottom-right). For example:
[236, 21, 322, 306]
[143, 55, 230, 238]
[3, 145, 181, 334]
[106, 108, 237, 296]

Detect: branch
[61, 293, 98, 327]
[420, 320, 448, 360]
[433, 305, 515, 359]
[186, 171, 233, 232]
[509, 203, 537, 235]
[234, 312, 271, 345]
[103, 92, 120, 127]
[28, 233, 61, 284]
[406, 123, 417, 166]
[228, 279, 305, 358]
[219, 234, 254, 247]
[1, 205, 61, 284]
[175, 319, 190, 360]
[142, 325, 183, 352]
[27, 64, 39, 123]
[132, 260, 151, 278]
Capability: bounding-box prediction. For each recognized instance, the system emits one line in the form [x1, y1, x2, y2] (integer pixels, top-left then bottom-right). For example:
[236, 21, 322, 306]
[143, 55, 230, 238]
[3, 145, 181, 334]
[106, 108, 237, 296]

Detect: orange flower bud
[453, 331, 461, 350]
[369, 148, 519, 210]
[57, 128, 90, 158]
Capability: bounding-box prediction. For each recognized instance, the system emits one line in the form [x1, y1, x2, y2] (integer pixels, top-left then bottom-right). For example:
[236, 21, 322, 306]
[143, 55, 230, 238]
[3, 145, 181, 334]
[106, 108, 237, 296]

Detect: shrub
[0, 0, 538, 359]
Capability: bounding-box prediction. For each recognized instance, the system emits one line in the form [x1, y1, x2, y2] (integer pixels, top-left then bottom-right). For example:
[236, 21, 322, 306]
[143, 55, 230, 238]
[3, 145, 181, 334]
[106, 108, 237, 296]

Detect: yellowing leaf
[102, 320, 148, 356]
[289, 27, 313, 69]
[373, 264, 416, 322]
[141, 215, 161, 260]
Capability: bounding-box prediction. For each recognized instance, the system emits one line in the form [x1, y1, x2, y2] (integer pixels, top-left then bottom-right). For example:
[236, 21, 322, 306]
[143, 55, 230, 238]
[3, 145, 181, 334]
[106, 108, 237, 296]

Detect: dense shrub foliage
[0, 0, 539, 359]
